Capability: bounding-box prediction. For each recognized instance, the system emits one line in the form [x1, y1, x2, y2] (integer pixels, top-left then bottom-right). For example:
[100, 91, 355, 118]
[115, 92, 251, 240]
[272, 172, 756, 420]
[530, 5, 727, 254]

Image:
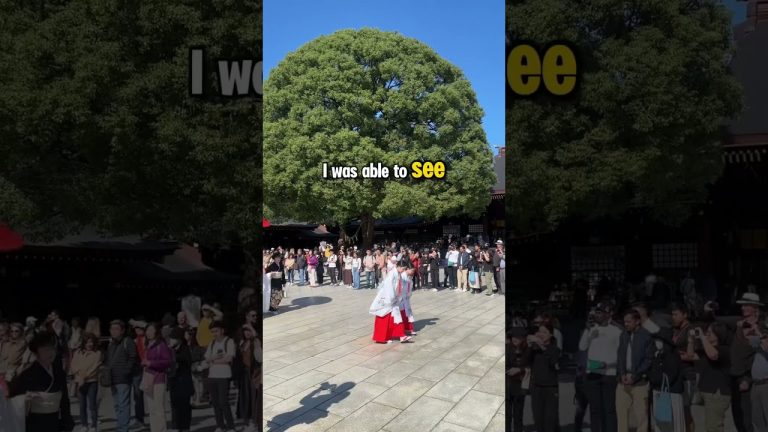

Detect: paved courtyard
[263, 282, 505, 432]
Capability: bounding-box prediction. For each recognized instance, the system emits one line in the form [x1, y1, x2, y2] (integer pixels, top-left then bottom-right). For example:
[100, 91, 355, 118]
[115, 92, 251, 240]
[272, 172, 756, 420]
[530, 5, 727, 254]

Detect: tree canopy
[506, 0, 742, 234]
[0, 0, 261, 249]
[264, 28, 495, 246]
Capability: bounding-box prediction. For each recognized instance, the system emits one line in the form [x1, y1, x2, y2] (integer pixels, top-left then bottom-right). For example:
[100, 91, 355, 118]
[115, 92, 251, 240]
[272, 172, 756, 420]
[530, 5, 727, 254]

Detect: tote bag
[654, 374, 673, 424]
[469, 271, 478, 285]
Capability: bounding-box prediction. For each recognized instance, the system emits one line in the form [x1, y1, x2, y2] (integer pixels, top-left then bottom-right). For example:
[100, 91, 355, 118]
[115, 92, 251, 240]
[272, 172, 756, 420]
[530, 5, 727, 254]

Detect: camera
[689, 328, 702, 338]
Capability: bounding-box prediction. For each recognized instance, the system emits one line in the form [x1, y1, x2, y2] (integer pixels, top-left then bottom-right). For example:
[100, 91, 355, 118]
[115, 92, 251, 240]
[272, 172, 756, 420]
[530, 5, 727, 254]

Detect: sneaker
[400, 336, 413, 343]
[432, 288, 438, 292]
[80, 427, 90, 432]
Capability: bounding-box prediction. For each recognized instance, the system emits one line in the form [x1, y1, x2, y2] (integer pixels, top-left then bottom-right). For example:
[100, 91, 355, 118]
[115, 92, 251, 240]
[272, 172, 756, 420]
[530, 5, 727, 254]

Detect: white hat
[495, 239, 503, 245]
[129, 319, 148, 329]
[736, 293, 764, 307]
[26, 316, 38, 326]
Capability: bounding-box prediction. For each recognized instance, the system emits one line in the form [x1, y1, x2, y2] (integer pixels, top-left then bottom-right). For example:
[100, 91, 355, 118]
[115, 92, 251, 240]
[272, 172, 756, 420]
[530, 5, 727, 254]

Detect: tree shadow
[413, 317, 439, 332]
[266, 382, 354, 431]
[270, 296, 332, 315]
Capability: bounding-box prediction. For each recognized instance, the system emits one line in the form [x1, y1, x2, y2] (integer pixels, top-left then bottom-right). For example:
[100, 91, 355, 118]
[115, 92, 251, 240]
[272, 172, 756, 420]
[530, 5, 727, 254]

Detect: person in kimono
[370, 258, 413, 344]
[8, 331, 66, 432]
[399, 264, 416, 336]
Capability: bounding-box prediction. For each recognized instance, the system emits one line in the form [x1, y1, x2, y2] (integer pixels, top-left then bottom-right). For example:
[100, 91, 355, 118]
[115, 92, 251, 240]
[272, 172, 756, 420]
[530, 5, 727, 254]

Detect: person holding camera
[671, 303, 696, 431]
[528, 323, 560, 432]
[688, 322, 732, 432]
[579, 303, 621, 432]
[616, 309, 654, 432]
[747, 322, 768, 430]
[730, 292, 762, 432]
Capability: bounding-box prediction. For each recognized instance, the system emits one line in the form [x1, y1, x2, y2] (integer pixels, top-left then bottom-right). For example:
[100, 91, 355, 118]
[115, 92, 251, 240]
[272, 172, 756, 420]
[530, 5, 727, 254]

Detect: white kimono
[400, 272, 415, 323]
[369, 270, 402, 323]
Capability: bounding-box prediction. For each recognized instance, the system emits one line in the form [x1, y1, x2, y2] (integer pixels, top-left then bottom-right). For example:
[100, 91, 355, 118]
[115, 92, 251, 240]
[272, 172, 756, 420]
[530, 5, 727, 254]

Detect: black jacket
[530, 343, 559, 387]
[648, 343, 684, 393]
[106, 336, 138, 385]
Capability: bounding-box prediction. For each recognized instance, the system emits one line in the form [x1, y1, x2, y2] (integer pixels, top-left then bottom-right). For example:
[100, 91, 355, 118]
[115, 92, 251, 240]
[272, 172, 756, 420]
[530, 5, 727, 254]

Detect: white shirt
[446, 250, 459, 265]
[579, 323, 622, 376]
[643, 318, 660, 335]
[205, 337, 235, 379]
[328, 254, 337, 267]
[344, 257, 353, 270]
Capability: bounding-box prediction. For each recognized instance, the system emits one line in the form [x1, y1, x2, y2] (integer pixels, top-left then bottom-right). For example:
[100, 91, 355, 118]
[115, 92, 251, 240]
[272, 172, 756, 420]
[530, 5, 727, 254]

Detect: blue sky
[264, 0, 505, 152]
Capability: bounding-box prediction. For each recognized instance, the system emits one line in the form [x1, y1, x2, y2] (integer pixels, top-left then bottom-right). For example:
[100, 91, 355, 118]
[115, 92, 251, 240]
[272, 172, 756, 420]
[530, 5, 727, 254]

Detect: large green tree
[264, 28, 495, 248]
[0, 1, 261, 276]
[506, 0, 741, 234]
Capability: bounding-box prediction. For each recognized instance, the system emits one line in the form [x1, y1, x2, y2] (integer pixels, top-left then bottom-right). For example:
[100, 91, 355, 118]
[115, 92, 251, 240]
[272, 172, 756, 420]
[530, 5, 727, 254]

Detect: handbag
[469, 271, 478, 285]
[654, 374, 673, 424]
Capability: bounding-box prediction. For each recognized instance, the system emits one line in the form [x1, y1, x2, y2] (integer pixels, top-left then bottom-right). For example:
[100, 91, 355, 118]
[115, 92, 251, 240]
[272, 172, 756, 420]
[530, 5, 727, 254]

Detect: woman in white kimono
[399, 264, 416, 336]
[370, 259, 412, 344]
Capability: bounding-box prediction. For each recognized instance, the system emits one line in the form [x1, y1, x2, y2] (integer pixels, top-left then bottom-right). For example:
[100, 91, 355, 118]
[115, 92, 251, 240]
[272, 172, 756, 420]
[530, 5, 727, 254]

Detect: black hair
[29, 331, 57, 354]
[624, 309, 642, 321]
[670, 302, 689, 316]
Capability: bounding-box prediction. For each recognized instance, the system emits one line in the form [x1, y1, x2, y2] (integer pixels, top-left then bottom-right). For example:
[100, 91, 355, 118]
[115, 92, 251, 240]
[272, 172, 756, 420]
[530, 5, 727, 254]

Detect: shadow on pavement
[271, 296, 332, 315]
[267, 381, 354, 431]
[413, 317, 439, 332]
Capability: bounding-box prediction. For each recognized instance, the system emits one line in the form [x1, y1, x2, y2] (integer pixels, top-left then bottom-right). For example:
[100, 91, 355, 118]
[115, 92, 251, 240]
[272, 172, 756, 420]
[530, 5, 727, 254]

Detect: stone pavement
[263, 282, 505, 432]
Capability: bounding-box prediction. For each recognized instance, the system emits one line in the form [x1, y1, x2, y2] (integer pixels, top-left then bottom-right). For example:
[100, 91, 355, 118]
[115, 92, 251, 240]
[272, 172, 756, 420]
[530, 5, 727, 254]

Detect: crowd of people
[508, 291, 768, 432]
[0, 302, 262, 432]
[263, 237, 506, 313]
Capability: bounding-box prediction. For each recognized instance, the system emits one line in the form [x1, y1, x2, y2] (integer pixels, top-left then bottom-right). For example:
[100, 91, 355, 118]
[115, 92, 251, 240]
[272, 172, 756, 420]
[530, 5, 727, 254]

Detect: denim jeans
[79, 381, 99, 428]
[132, 373, 145, 423]
[352, 270, 361, 289]
[366, 271, 373, 288]
[112, 383, 132, 432]
[298, 268, 306, 284]
[287, 268, 294, 284]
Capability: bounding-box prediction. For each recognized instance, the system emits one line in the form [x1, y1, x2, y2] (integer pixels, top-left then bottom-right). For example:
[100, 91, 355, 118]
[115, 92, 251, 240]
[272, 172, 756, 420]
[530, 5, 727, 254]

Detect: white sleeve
[578, 329, 590, 352]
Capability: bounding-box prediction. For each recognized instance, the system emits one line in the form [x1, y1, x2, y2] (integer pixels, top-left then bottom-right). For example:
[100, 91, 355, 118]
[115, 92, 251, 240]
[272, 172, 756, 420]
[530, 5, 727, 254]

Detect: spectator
[106, 320, 138, 432]
[616, 309, 653, 432]
[308, 250, 319, 287]
[343, 250, 354, 287]
[688, 322, 732, 432]
[141, 323, 173, 432]
[235, 324, 259, 432]
[731, 292, 761, 432]
[0, 322, 27, 385]
[327, 250, 338, 285]
[204, 321, 236, 432]
[129, 319, 148, 429]
[70, 333, 102, 432]
[528, 323, 560, 432]
[364, 249, 376, 289]
[649, 328, 685, 432]
[457, 245, 471, 293]
[672, 303, 696, 430]
[352, 251, 362, 290]
[507, 327, 530, 432]
[579, 303, 621, 432]
[168, 327, 193, 432]
[749, 323, 768, 430]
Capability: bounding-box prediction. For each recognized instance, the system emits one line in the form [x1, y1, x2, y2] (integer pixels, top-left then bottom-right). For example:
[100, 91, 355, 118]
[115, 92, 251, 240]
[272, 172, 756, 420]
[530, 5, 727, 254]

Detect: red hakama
[400, 309, 414, 333]
[372, 313, 406, 342]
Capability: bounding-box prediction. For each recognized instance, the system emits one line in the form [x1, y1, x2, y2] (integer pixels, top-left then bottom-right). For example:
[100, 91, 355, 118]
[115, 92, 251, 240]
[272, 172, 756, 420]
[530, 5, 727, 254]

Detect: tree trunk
[361, 213, 375, 250]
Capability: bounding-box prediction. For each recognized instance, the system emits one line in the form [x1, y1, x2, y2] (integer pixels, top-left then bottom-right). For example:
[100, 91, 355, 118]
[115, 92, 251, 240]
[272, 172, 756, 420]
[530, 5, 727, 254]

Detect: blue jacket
[617, 327, 653, 384]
